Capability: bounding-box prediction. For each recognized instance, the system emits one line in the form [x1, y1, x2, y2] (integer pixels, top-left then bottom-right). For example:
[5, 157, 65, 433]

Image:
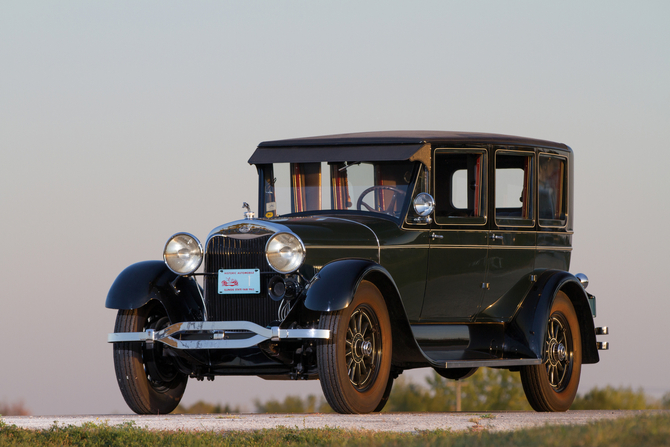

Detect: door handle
[489, 234, 503, 241]
[431, 233, 443, 239]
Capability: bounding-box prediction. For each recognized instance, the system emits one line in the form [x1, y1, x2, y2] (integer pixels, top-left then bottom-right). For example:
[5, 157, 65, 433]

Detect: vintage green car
[107, 131, 608, 414]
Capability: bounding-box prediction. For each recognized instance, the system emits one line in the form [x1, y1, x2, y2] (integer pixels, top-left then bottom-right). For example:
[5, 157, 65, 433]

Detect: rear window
[495, 151, 534, 227]
[539, 154, 567, 227]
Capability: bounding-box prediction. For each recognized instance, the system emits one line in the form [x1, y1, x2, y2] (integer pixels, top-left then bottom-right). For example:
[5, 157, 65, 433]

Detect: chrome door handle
[431, 233, 443, 239]
[490, 234, 503, 241]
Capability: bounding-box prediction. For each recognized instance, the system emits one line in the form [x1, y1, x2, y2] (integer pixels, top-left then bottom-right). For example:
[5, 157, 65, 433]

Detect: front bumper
[107, 321, 330, 350]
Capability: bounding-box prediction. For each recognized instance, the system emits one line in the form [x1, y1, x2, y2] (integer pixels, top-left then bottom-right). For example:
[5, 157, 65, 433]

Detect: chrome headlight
[163, 233, 203, 275]
[265, 232, 305, 274]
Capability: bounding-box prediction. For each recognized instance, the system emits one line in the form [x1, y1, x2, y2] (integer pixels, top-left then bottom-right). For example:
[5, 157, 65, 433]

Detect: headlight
[163, 233, 203, 275]
[265, 232, 305, 274]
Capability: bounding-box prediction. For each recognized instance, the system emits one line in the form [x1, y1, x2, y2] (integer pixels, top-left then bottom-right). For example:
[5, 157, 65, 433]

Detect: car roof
[249, 131, 570, 165]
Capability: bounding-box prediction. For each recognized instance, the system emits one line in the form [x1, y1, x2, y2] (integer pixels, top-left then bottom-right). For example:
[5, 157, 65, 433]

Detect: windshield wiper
[338, 162, 361, 172]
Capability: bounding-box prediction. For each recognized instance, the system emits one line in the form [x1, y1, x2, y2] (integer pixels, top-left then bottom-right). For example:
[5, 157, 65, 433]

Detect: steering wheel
[356, 186, 406, 215]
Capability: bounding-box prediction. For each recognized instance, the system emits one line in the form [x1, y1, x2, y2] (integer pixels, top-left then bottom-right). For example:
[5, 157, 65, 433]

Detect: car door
[420, 149, 488, 322]
[477, 148, 536, 321]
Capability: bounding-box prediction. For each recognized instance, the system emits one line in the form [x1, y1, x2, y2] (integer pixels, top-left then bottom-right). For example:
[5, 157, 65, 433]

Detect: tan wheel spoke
[361, 320, 370, 336]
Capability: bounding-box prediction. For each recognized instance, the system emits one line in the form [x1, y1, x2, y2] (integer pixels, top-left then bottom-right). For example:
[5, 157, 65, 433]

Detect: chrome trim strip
[193, 276, 208, 322]
[444, 358, 542, 368]
[108, 321, 330, 350]
[205, 220, 292, 249]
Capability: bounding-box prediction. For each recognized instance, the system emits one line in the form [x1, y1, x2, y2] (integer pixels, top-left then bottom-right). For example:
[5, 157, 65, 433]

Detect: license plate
[218, 269, 261, 294]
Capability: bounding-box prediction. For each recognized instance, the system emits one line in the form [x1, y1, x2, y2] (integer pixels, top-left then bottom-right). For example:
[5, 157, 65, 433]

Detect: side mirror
[413, 193, 435, 223]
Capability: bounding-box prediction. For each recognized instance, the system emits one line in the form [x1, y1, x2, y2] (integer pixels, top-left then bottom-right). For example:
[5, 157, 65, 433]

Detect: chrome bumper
[107, 321, 330, 350]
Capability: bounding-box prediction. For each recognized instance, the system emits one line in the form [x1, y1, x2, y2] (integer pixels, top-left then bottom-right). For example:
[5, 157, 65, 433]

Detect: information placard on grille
[218, 269, 260, 294]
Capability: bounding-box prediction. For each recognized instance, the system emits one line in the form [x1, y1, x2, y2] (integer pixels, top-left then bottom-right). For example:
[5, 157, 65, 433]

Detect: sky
[1, 1, 669, 415]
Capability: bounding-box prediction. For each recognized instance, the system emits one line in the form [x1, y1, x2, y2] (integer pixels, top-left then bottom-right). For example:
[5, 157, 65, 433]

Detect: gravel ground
[3, 410, 667, 433]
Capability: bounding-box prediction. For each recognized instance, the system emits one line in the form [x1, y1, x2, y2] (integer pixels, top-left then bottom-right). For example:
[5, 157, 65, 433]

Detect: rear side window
[538, 155, 567, 227]
[433, 150, 486, 225]
[495, 151, 534, 227]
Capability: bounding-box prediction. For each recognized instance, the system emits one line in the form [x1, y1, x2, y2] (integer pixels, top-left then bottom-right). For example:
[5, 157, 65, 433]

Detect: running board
[438, 358, 542, 369]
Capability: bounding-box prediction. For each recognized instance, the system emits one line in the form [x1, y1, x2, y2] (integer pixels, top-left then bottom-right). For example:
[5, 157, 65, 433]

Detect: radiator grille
[204, 235, 280, 325]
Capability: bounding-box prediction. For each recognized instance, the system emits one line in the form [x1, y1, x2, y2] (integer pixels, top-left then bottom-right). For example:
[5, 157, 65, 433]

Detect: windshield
[259, 161, 416, 220]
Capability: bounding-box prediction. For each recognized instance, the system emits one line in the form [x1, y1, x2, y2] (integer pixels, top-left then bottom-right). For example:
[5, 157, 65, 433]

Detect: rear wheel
[113, 301, 187, 414]
[317, 281, 393, 414]
[521, 291, 582, 411]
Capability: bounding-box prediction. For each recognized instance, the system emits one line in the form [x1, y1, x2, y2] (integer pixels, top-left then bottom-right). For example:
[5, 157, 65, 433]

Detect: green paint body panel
[422, 229, 488, 322]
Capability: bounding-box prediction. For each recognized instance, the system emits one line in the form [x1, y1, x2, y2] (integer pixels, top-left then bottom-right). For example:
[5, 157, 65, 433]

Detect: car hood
[207, 216, 381, 249]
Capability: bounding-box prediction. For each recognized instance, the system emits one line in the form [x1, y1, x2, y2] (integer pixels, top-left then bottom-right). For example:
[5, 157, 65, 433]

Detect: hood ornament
[243, 202, 255, 220]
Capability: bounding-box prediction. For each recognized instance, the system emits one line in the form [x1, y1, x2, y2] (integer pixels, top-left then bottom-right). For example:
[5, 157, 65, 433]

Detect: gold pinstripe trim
[306, 244, 571, 250]
[305, 245, 378, 250]
[429, 245, 488, 249]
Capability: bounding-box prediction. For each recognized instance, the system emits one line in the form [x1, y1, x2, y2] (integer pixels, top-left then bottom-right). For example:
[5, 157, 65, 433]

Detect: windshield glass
[260, 161, 416, 219]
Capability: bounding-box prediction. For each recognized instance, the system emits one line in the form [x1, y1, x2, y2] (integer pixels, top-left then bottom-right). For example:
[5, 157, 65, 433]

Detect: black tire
[317, 281, 393, 414]
[373, 375, 395, 413]
[113, 301, 187, 414]
[521, 291, 582, 412]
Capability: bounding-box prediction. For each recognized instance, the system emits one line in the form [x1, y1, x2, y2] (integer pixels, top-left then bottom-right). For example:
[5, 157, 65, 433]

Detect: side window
[495, 151, 534, 226]
[434, 150, 486, 225]
[539, 155, 567, 226]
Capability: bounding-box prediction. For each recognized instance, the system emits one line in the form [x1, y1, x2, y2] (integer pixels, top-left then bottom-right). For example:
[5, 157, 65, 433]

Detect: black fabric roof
[248, 144, 428, 164]
[248, 131, 570, 164]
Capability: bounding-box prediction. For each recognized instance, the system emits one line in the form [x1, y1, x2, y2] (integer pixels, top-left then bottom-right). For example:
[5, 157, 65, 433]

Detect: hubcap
[544, 313, 572, 391]
[345, 305, 381, 391]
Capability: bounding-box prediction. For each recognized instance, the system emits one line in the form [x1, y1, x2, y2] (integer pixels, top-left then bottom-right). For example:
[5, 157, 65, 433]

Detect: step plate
[442, 358, 542, 369]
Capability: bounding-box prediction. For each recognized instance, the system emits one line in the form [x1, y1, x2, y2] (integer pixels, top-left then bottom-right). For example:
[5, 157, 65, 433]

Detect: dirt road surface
[3, 410, 667, 433]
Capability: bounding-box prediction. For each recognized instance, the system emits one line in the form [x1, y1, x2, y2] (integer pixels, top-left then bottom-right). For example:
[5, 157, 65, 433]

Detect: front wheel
[113, 301, 188, 414]
[317, 281, 393, 414]
[521, 291, 582, 411]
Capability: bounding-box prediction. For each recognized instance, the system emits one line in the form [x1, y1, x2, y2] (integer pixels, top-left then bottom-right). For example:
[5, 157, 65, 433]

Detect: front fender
[304, 259, 380, 312]
[505, 270, 598, 364]
[303, 258, 427, 367]
[105, 260, 204, 322]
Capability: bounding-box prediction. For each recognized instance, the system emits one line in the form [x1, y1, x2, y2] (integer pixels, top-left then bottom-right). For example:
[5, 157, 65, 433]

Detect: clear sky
[1, 1, 669, 415]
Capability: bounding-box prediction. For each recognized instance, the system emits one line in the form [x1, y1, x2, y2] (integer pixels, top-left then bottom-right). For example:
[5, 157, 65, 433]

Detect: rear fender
[105, 260, 204, 322]
[505, 270, 599, 364]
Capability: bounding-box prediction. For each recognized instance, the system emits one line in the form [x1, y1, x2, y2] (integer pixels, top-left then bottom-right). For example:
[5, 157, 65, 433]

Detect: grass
[0, 413, 669, 446]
